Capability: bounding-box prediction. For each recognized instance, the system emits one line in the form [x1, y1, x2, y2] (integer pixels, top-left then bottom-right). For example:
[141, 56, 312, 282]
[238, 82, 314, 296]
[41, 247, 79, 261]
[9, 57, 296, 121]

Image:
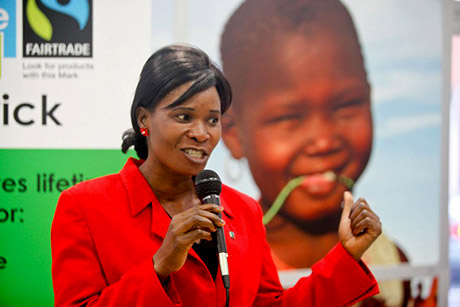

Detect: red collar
[119, 157, 234, 220]
[119, 157, 155, 216]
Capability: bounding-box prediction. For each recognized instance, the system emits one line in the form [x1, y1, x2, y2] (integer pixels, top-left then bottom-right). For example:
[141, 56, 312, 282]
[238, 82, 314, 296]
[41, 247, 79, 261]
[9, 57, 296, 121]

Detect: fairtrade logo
[23, 0, 92, 58]
[26, 0, 89, 41]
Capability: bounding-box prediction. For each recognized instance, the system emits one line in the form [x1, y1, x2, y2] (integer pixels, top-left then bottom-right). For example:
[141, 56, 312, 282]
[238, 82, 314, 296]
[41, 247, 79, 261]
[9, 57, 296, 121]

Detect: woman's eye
[176, 114, 190, 122]
[208, 117, 219, 125]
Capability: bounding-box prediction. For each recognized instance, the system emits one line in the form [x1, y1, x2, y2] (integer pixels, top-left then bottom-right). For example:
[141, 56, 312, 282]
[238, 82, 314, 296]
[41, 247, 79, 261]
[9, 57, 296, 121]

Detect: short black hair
[121, 44, 232, 159]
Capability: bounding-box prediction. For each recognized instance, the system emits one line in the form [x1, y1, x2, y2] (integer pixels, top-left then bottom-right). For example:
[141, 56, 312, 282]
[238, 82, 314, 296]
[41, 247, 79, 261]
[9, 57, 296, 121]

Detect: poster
[151, 0, 442, 305]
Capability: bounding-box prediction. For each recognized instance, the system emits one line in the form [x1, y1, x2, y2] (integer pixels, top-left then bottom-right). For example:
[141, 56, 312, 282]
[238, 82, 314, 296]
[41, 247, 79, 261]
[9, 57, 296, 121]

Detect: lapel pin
[229, 231, 235, 239]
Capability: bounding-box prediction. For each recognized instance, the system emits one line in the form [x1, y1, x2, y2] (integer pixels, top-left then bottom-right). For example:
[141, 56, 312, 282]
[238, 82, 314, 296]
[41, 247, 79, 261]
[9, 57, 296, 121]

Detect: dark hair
[121, 44, 232, 159]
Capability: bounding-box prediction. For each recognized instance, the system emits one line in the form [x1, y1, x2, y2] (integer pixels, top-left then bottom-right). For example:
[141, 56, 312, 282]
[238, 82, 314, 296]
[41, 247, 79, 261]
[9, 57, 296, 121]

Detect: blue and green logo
[0, 0, 17, 58]
[23, 0, 92, 57]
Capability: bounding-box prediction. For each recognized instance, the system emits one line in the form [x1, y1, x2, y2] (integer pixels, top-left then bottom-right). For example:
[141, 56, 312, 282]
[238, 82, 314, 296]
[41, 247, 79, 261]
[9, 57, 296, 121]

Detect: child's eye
[267, 113, 302, 124]
[334, 100, 364, 118]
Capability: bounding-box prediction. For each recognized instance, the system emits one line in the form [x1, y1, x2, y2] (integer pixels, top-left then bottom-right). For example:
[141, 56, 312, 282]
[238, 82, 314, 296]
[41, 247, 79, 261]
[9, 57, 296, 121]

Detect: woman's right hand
[152, 204, 224, 282]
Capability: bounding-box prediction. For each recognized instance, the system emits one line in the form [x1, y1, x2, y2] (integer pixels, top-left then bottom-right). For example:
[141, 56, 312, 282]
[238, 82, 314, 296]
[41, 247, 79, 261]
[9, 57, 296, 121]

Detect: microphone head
[195, 169, 222, 200]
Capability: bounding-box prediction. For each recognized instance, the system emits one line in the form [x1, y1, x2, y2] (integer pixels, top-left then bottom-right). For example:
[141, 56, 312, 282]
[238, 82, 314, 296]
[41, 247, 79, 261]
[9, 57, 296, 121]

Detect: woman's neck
[139, 158, 198, 215]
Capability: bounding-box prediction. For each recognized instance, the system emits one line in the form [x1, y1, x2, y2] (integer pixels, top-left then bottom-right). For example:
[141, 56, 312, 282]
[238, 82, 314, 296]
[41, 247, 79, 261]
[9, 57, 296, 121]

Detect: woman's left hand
[338, 191, 382, 261]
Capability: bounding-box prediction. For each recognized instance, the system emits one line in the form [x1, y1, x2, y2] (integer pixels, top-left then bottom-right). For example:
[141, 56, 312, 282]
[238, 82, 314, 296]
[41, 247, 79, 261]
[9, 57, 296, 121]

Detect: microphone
[195, 170, 230, 291]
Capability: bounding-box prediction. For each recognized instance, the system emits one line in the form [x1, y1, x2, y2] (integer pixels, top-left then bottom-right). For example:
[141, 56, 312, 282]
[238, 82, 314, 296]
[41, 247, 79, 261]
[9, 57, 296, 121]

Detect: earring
[140, 127, 149, 137]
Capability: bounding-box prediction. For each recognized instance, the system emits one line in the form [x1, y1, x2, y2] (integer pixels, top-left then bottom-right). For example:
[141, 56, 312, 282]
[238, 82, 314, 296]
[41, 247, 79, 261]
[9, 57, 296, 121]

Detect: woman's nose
[187, 121, 210, 143]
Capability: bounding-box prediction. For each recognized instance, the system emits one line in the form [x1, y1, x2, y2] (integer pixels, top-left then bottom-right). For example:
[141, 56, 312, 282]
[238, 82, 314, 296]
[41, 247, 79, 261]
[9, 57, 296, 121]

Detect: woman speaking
[51, 45, 382, 306]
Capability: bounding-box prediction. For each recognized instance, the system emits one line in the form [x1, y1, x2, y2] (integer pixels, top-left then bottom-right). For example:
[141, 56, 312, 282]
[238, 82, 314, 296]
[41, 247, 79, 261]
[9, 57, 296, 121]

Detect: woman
[51, 44, 382, 306]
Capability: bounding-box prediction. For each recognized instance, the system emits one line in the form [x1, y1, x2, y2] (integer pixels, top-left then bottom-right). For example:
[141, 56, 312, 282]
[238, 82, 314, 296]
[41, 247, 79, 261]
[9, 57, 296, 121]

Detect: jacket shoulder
[221, 184, 263, 217]
[221, 184, 256, 202]
[61, 173, 124, 203]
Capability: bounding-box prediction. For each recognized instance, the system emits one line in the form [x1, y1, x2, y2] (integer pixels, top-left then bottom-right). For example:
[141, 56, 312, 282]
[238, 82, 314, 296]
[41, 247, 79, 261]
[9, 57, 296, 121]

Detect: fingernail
[221, 219, 225, 225]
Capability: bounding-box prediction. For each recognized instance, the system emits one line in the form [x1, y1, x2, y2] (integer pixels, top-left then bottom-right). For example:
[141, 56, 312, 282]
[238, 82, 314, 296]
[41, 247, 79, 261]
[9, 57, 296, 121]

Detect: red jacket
[51, 158, 378, 306]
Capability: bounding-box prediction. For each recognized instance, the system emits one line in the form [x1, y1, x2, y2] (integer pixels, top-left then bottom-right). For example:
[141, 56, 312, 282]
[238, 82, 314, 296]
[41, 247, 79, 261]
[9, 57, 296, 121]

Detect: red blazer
[51, 158, 378, 306]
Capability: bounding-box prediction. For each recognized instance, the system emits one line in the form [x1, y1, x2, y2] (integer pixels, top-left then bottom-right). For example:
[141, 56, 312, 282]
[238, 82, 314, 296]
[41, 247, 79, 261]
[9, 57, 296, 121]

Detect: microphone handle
[202, 194, 230, 289]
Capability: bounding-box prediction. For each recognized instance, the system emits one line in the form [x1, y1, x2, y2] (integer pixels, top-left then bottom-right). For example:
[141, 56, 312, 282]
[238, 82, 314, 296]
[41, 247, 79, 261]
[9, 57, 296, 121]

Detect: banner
[0, 1, 151, 305]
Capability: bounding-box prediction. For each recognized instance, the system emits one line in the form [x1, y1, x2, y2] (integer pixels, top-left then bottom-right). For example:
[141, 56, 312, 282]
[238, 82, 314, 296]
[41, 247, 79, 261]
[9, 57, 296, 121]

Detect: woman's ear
[136, 107, 150, 129]
[222, 108, 244, 159]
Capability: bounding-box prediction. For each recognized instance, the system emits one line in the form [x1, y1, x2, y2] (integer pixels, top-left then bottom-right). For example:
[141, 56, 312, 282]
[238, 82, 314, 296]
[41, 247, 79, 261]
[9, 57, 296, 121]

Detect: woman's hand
[338, 191, 382, 261]
[152, 204, 224, 282]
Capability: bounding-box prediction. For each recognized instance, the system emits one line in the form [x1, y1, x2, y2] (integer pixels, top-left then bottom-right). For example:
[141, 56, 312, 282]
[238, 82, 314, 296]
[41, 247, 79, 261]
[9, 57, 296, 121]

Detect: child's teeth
[322, 171, 337, 182]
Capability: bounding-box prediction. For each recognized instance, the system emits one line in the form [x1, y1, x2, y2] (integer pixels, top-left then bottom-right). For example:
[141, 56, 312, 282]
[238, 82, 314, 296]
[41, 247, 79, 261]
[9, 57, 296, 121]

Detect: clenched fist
[338, 191, 382, 261]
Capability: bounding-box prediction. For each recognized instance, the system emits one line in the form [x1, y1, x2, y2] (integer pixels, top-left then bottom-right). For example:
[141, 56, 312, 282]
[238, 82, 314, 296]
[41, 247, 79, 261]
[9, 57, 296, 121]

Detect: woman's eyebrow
[169, 106, 195, 111]
[167, 106, 221, 114]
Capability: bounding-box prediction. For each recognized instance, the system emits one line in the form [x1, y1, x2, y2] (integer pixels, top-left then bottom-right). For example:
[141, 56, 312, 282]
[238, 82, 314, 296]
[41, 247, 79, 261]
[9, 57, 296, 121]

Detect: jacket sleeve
[51, 190, 182, 307]
[252, 204, 379, 307]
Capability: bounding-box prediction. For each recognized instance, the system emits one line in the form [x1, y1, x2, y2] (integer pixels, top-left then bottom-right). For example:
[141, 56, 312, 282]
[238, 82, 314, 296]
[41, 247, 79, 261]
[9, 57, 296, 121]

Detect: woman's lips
[299, 171, 338, 196]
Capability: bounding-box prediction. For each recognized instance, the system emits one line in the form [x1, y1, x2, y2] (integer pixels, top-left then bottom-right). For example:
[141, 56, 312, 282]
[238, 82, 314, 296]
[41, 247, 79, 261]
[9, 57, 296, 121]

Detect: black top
[192, 234, 218, 280]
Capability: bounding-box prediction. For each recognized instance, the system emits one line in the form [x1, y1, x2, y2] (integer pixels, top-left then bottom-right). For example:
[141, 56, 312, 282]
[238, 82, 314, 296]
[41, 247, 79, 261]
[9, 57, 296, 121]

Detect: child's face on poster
[223, 32, 373, 223]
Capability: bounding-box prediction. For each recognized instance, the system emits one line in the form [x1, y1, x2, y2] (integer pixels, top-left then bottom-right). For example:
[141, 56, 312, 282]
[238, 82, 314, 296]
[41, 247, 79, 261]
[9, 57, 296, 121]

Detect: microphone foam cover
[195, 170, 222, 199]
